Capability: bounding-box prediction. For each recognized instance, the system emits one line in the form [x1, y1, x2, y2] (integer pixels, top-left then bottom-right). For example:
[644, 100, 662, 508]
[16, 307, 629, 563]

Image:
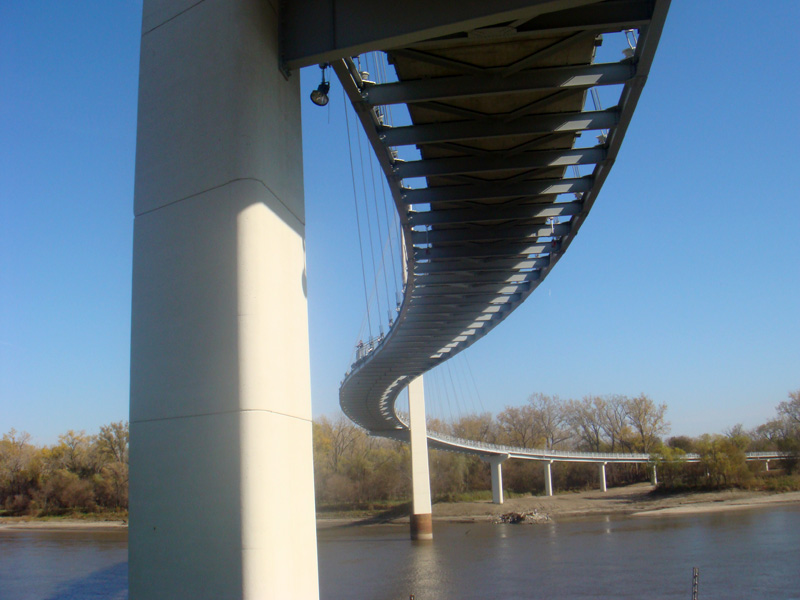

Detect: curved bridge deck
[339, 1, 670, 444]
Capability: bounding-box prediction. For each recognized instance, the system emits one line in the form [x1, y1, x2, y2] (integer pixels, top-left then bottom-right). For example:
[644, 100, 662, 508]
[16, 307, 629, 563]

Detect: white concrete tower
[544, 460, 554, 497]
[408, 375, 433, 540]
[488, 454, 509, 504]
[129, 1, 318, 598]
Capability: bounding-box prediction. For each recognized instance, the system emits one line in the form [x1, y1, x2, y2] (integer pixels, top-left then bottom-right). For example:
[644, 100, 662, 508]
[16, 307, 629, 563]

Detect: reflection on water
[0, 529, 127, 600]
[318, 506, 800, 600]
[1, 506, 799, 600]
[44, 563, 127, 600]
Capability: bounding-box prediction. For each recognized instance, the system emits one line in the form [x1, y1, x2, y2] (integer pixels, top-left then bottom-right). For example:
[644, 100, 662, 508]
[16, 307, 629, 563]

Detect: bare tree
[96, 421, 129, 464]
[54, 430, 93, 476]
[314, 415, 360, 473]
[451, 413, 496, 443]
[496, 405, 538, 448]
[777, 389, 800, 429]
[0, 430, 37, 500]
[528, 393, 571, 450]
[567, 396, 606, 452]
[625, 394, 669, 453]
[600, 395, 631, 452]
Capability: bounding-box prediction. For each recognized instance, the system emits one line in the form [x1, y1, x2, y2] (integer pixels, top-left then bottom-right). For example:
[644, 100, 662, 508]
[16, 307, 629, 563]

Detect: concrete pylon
[488, 454, 509, 504]
[599, 462, 607, 492]
[129, 1, 318, 598]
[651, 464, 658, 486]
[408, 375, 433, 540]
[544, 460, 554, 497]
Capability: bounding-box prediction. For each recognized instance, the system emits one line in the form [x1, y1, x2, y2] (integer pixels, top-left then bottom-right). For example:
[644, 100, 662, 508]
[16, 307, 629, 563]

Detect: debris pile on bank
[494, 510, 551, 524]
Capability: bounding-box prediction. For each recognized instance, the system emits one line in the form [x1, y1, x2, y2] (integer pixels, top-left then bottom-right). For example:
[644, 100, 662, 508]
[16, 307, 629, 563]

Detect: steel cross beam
[363, 62, 635, 106]
[381, 109, 620, 146]
[394, 146, 607, 179]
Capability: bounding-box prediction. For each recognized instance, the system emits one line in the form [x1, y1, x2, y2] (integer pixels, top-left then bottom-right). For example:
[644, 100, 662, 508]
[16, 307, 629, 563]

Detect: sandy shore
[3, 485, 799, 531]
[0, 518, 127, 531]
[430, 483, 800, 522]
[319, 483, 800, 528]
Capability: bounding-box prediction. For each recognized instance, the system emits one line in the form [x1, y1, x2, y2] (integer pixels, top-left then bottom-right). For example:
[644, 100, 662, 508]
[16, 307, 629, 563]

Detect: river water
[1, 506, 798, 599]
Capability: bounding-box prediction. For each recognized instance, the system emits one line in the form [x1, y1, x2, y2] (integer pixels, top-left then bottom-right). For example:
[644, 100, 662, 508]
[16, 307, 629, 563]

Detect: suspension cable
[364, 52, 401, 319]
[367, 142, 393, 324]
[437, 364, 456, 427]
[451, 356, 473, 417]
[378, 160, 400, 304]
[425, 370, 441, 427]
[342, 88, 374, 342]
[354, 107, 386, 335]
[463, 353, 486, 415]
[444, 361, 466, 423]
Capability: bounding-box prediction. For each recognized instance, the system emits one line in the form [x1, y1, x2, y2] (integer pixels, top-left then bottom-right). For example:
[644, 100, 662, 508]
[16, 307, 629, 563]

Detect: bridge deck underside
[338, 0, 669, 456]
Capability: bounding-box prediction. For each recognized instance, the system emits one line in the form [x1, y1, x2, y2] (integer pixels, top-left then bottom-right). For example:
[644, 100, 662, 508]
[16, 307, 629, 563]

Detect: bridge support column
[765, 459, 770, 472]
[651, 464, 658, 486]
[599, 462, 607, 492]
[129, 1, 318, 598]
[408, 376, 433, 540]
[544, 460, 554, 497]
[488, 454, 509, 504]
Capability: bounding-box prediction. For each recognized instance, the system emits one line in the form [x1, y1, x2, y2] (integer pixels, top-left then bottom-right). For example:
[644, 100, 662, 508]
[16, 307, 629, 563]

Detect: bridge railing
[425, 429, 651, 462]
[391, 413, 787, 464]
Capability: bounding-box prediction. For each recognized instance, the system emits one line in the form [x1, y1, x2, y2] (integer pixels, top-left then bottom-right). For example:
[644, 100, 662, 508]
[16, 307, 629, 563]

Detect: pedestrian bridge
[338, 1, 671, 463]
[333, 0, 787, 507]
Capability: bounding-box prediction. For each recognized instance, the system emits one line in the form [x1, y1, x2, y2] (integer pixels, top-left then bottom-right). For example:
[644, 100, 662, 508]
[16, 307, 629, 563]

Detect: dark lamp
[310, 81, 330, 106]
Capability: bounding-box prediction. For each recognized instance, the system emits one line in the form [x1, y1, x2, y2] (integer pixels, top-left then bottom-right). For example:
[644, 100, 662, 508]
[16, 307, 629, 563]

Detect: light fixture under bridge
[310, 63, 330, 106]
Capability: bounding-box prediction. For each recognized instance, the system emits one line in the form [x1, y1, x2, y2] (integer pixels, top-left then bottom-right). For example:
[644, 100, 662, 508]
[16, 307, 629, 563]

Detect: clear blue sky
[1, 2, 798, 445]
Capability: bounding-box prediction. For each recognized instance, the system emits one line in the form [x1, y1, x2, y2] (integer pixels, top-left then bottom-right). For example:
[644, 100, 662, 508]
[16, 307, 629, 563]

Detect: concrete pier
[408, 376, 433, 540]
[599, 462, 607, 492]
[488, 454, 509, 504]
[651, 464, 658, 486]
[129, 1, 318, 597]
[544, 460, 554, 497]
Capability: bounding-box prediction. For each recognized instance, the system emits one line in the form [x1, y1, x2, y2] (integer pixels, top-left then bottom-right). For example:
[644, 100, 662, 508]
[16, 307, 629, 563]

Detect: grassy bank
[653, 473, 800, 496]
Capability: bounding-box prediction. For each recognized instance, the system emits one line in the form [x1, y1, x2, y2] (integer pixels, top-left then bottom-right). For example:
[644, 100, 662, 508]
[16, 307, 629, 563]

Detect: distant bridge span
[382, 423, 785, 502]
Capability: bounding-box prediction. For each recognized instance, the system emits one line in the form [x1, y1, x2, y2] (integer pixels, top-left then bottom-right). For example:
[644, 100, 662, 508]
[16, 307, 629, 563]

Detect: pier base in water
[410, 513, 433, 541]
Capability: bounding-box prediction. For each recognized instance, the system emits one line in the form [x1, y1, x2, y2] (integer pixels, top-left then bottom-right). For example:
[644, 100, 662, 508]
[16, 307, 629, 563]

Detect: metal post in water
[691, 566, 699, 600]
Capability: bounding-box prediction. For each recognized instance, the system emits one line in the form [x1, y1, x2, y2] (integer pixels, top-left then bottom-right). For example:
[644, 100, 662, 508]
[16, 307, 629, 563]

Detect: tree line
[313, 390, 800, 507]
[312, 392, 672, 508]
[2, 390, 798, 516]
[655, 390, 800, 489]
[0, 422, 128, 516]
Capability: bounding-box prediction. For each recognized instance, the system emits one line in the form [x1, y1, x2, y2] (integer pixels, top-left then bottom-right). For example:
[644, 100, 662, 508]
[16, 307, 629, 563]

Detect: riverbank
[318, 483, 800, 527]
[0, 517, 127, 531]
[3, 484, 800, 531]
